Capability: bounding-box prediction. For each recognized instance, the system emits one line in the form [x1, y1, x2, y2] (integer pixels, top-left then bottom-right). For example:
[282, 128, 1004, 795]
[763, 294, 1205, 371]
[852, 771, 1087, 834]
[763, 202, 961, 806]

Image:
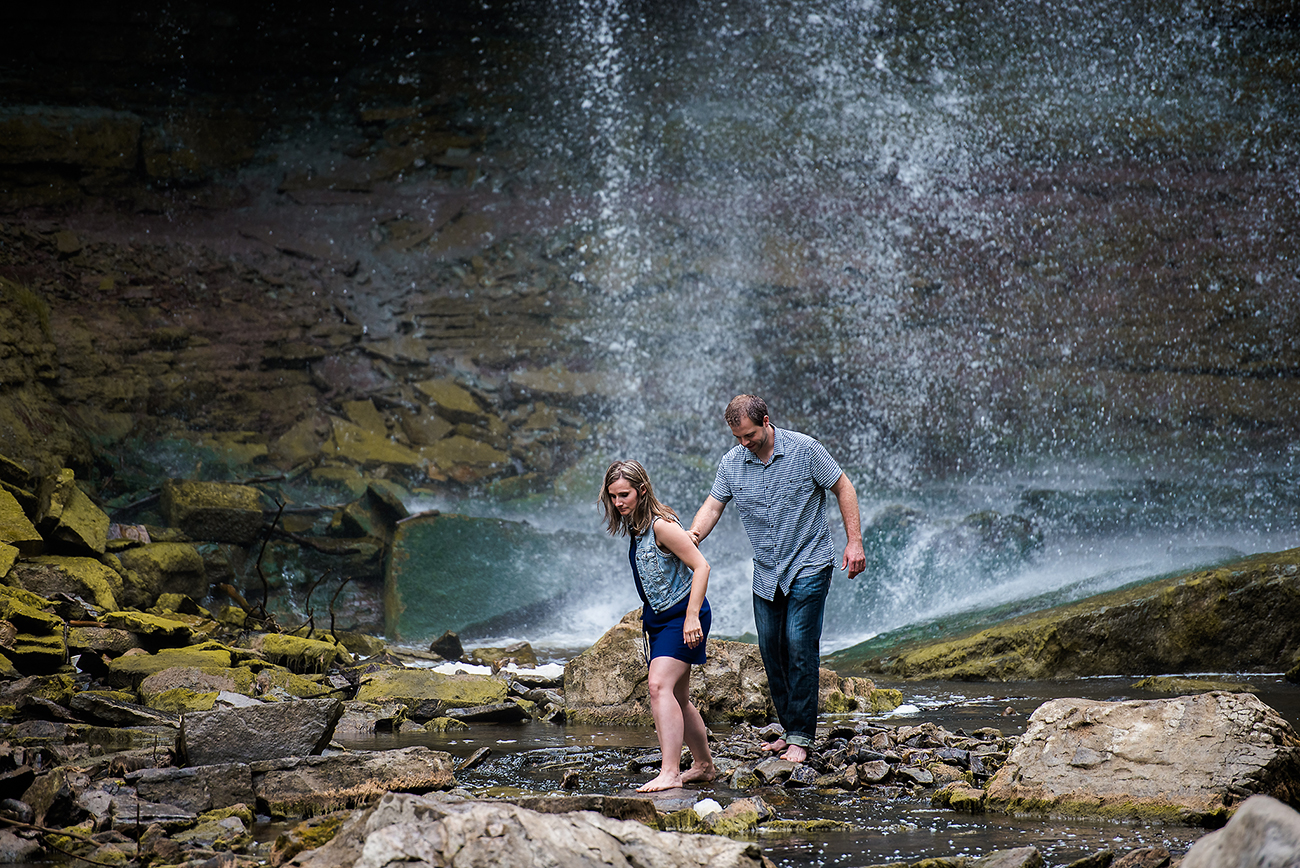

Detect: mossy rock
[0, 586, 62, 634]
[354, 668, 509, 710]
[36, 469, 109, 555]
[333, 631, 387, 658]
[116, 542, 208, 609]
[8, 556, 121, 611]
[1131, 675, 1257, 694]
[255, 665, 340, 699]
[138, 664, 257, 705]
[3, 632, 68, 673]
[160, 479, 266, 545]
[0, 490, 42, 557]
[106, 645, 236, 689]
[101, 611, 194, 644]
[257, 633, 352, 674]
[422, 717, 470, 733]
[148, 687, 219, 713]
[867, 688, 905, 712]
[269, 811, 350, 865]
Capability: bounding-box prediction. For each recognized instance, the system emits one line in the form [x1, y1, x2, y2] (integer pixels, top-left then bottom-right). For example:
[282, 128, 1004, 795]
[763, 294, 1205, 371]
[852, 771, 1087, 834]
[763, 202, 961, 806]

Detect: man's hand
[688, 528, 701, 545]
[842, 540, 866, 579]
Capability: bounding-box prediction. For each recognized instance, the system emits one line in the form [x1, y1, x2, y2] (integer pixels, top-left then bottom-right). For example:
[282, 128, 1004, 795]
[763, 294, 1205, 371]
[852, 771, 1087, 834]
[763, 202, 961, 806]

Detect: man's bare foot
[780, 743, 808, 763]
[681, 762, 718, 784]
[759, 738, 787, 753]
[636, 772, 683, 793]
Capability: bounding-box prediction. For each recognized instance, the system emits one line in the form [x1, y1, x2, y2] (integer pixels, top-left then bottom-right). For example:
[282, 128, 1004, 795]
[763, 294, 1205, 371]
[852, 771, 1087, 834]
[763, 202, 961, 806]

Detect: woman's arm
[654, 518, 711, 649]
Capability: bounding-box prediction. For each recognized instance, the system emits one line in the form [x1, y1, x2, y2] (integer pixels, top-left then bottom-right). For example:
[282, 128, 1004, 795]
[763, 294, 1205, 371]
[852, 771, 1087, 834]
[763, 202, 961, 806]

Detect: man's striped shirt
[709, 427, 843, 600]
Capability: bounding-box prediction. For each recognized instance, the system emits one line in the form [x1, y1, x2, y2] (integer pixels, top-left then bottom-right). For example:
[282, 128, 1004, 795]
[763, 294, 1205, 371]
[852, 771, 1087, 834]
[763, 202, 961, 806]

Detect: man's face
[730, 415, 770, 456]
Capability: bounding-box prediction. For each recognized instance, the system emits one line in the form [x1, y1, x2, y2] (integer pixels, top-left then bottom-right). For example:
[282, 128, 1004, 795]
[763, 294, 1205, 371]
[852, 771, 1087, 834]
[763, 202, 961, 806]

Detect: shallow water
[331, 673, 1300, 866]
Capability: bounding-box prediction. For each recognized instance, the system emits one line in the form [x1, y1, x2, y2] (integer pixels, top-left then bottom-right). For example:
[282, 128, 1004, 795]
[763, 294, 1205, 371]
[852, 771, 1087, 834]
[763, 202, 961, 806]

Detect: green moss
[0, 278, 52, 340]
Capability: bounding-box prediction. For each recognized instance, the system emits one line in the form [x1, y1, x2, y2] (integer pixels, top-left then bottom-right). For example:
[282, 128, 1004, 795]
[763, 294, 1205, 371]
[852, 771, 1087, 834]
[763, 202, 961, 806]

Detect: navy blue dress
[630, 535, 711, 665]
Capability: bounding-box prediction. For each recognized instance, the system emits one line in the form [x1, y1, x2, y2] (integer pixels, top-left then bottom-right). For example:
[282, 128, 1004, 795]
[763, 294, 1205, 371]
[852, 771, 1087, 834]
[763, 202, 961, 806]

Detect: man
[689, 394, 865, 763]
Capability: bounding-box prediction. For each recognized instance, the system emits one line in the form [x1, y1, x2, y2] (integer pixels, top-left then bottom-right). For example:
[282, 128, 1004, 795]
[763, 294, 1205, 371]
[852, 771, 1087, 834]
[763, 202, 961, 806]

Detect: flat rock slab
[252, 746, 457, 818]
[179, 698, 342, 766]
[286, 791, 770, 868]
[128, 763, 256, 814]
[985, 692, 1300, 824]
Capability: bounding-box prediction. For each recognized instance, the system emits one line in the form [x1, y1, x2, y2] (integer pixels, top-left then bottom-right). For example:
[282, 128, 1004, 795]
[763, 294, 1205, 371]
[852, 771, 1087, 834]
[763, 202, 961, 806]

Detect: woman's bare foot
[759, 738, 788, 753]
[636, 772, 684, 793]
[780, 743, 808, 763]
[680, 761, 718, 784]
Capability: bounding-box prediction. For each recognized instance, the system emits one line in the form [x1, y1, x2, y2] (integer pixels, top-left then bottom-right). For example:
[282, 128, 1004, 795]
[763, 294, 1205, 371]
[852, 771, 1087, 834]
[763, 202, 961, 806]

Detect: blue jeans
[752, 565, 831, 747]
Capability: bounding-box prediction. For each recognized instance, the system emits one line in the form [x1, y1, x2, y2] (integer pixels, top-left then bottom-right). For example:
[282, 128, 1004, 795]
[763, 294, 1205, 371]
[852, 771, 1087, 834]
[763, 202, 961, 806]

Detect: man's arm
[688, 495, 727, 545]
[830, 473, 866, 578]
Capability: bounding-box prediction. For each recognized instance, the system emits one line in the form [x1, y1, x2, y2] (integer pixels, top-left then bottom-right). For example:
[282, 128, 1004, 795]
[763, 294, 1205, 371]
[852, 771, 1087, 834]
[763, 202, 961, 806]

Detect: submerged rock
[984, 693, 1300, 824]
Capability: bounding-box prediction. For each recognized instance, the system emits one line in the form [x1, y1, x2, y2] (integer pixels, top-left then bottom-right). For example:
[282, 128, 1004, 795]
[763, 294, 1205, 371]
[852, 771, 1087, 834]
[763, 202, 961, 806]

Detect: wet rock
[0, 490, 43, 557]
[984, 693, 1300, 824]
[469, 641, 538, 669]
[129, 764, 256, 814]
[1180, 794, 1300, 868]
[285, 791, 769, 868]
[933, 781, 987, 813]
[972, 849, 1044, 868]
[1110, 848, 1170, 868]
[509, 794, 660, 826]
[336, 700, 408, 734]
[0, 830, 39, 863]
[445, 702, 530, 723]
[161, 479, 267, 546]
[428, 630, 464, 661]
[252, 746, 457, 818]
[269, 810, 352, 866]
[753, 758, 795, 784]
[179, 698, 343, 766]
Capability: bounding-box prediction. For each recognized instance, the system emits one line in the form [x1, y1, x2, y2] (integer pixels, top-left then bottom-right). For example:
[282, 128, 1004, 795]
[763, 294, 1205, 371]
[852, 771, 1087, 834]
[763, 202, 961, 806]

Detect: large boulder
[252, 747, 457, 818]
[284, 791, 770, 868]
[984, 693, 1300, 825]
[160, 480, 266, 545]
[833, 547, 1300, 679]
[1180, 794, 1300, 868]
[564, 609, 894, 724]
[179, 697, 343, 766]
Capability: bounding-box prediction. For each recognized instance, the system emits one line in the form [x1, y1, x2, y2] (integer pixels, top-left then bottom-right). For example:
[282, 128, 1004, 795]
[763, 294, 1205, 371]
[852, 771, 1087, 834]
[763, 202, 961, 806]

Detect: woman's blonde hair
[599, 459, 679, 537]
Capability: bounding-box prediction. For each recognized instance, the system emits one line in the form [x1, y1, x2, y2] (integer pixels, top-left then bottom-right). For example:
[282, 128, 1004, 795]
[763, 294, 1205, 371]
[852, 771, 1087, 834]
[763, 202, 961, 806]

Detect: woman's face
[607, 477, 640, 516]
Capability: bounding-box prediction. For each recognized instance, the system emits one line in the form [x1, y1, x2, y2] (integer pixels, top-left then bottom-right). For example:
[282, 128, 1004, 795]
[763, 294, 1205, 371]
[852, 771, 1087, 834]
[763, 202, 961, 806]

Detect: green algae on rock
[829, 547, 1300, 680]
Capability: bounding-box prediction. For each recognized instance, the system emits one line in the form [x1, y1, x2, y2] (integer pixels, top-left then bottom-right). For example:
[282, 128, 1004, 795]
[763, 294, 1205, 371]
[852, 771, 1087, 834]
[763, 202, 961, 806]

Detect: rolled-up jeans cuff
[784, 733, 812, 748]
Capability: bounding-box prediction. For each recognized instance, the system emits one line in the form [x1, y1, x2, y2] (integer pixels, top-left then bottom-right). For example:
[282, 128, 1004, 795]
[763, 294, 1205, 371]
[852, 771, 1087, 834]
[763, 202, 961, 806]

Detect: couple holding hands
[599, 394, 866, 792]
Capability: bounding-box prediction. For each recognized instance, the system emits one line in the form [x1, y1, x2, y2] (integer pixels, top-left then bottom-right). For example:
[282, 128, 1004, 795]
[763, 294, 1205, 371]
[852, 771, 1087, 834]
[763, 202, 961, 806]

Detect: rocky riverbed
[4, 458, 1300, 867]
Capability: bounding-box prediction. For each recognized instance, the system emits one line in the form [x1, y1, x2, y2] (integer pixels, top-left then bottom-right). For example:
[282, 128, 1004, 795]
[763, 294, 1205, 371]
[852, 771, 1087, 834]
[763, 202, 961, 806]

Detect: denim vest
[634, 518, 693, 613]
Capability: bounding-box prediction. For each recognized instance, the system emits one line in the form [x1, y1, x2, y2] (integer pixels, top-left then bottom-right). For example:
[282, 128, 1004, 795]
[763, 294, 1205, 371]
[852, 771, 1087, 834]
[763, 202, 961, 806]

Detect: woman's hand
[683, 612, 703, 648]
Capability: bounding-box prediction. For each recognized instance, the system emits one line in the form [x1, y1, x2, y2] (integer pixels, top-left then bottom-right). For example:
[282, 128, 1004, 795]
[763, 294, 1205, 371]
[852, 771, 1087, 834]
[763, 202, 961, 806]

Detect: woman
[600, 459, 718, 792]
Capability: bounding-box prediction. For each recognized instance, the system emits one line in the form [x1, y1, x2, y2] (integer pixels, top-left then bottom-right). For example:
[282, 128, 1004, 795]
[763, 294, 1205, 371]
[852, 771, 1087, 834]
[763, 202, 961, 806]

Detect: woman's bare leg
[638, 656, 690, 792]
[674, 671, 717, 784]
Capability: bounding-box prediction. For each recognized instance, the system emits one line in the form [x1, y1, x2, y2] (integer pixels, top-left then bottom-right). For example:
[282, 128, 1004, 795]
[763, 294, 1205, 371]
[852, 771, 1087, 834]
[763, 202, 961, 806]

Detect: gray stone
[753, 758, 795, 784]
[1180, 794, 1300, 868]
[69, 692, 180, 728]
[985, 693, 1300, 824]
[285, 791, 770, 868]
[179, 698, 342, 766]
[128, 763, 255, 814]
[252, 746, 457, 818]
[971, 847, 1044, 868]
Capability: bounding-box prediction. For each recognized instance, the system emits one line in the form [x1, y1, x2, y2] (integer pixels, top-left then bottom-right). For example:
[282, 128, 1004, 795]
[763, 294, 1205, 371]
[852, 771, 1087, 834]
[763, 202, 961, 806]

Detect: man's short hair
[725, 394, 769, 427]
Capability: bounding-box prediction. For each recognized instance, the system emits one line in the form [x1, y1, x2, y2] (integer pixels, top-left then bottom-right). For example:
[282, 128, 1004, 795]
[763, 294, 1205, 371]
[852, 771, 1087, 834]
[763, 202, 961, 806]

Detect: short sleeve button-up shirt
[709, 427, 843, 600]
